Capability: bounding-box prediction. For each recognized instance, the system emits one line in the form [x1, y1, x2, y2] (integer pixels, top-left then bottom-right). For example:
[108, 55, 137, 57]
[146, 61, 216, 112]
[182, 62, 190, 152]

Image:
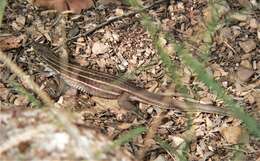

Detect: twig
[67, 0, 168, 42]
[223, 40, 237, 54]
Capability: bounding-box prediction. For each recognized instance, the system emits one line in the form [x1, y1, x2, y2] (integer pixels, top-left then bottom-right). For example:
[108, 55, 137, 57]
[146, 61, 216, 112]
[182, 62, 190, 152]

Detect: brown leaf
[33, 0, 93, 13]
[220, 126, 249, 144]
[12, 15, 26, 31]
[254, 91, 260, 121]
[237, 66, 254, 82]
[92, 41, 109, 55]
[33, 0, 68, 12]
[117, 123, 132, 130]
[98, 0, 122, 5]
[239, 39, 256, 53]
[67, 0, 93, 13]
[0, 35, 27, 51]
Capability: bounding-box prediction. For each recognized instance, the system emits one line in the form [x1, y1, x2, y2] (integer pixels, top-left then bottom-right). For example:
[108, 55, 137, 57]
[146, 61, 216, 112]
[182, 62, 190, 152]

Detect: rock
[239, 39, 256, 53]
[42, 132, 69, 152]
[237, 66, 254, 82]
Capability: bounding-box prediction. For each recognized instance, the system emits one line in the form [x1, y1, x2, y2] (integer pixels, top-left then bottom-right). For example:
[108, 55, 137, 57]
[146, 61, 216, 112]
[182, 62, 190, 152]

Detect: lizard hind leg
[117, 93, 146, 119]
[118, 92, 138, 111]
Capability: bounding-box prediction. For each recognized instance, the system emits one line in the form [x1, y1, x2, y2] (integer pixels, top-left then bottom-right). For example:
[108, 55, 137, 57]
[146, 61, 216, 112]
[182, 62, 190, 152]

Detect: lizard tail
[171, 99, 230, 115]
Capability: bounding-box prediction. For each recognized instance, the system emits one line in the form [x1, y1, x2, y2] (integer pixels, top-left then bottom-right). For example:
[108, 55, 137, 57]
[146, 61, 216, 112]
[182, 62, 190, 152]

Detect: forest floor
[0, 0, 259, 160]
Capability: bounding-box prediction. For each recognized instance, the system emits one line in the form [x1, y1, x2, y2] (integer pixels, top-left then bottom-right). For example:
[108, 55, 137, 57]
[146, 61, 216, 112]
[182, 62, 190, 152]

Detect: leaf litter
[0, 0, 259, 160]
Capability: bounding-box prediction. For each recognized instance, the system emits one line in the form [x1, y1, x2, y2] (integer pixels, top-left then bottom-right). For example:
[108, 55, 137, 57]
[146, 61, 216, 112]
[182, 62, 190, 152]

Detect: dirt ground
[0, 0, 259, 160]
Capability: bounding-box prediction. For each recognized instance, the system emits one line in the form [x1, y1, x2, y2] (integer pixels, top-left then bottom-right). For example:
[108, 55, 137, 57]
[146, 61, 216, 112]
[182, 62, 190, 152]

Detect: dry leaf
[0, 35, 27, 51]
[169, 136, 185, 147]
[12, 15, 26, 31]
[92, 41, 109, 55]
[153, 155, 167, 161]
[239, 39, 256, 53]
[220, 126, 249, 144]
[98, 0, 122, 5]
[0, 84, 10, 101]
[254, 90, 260, 121]
[33, 0, 68, 12]
[33, 0, 93, 13]
[117, 123, 132, 130]
[67, 0, 93, 13]
[115, 8, 124, 16]
[91, 96, 122, 112]
[237, 66, 254, 82]
[211, 63, 228, 77]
